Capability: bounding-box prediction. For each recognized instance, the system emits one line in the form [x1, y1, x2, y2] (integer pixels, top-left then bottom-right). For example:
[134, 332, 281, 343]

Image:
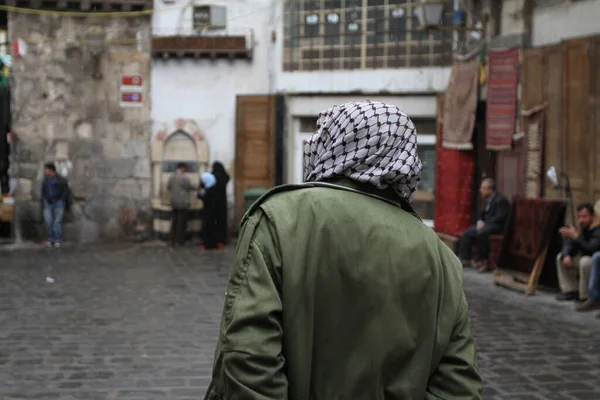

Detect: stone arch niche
[151, 119, 209, 241]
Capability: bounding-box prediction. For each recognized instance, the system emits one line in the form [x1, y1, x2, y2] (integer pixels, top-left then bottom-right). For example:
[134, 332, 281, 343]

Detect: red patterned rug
[434, 123, 475, 237]
[497, 197, 567, 288]
[442, 57, 479, 150]
[486, 48, 520, 151]
[523, 104, 546, 198]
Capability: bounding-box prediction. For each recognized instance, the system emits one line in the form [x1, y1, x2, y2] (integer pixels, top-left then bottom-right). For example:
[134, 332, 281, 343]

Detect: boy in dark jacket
[41, 162, 68, 248]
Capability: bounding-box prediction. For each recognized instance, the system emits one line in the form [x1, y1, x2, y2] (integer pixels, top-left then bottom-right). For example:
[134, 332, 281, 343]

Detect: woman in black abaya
[211, 161, 230, 246]
[199, 172, 219, 250]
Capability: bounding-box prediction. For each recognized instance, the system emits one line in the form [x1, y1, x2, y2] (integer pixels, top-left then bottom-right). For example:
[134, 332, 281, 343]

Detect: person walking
[198, 172, 220, 250]
[211, 161, 230, 245]
[203, 101, 482, 399]
[166, 163, 197, 247]
[41, 162, 69, 248]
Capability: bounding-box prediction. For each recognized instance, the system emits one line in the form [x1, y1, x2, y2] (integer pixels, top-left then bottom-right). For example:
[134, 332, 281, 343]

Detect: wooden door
[562, 38, 591, 211]
[496, 46, 547, 199]
[543, 45, 563, 199]
[235, 95, 276, 226]
[590, 36, 600, 202]
[496, 139, 526, 200]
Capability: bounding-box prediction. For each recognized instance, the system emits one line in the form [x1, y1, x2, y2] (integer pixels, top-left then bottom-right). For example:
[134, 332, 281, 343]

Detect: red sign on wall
[120, 92, 143, 108]
[121, 75, 143, 87]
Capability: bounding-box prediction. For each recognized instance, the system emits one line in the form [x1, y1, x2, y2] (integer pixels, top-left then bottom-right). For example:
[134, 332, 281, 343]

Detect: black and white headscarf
[303, 101, 422, 202]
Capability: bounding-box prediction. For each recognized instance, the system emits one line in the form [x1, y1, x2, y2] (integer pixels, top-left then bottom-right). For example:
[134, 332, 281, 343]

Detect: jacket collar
[320, 177, 421, 220]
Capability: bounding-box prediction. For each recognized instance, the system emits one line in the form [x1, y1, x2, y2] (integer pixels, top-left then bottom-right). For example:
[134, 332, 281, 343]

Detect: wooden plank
[152, 36, 247, 52]
[494, 269, 530, 292]
[234, 95, 276, 228]
[543, 44, 563, 199]
[497, 141, 526, 199]
[436, 93, 444, 141]
[494, 247, 547, 296]
[562, 37, 590, 220]
[589, 36, 600, 202]
[526, 245, 549, 295]
[522, 47, 546, 109]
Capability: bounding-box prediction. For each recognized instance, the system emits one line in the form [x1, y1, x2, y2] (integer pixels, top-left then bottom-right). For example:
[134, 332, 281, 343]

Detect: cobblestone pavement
[0, 244, 599, 400]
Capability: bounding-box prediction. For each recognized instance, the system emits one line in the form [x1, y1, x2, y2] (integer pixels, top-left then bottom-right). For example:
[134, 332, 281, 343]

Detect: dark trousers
[458, 225, 501, 261]
[170, 208, 188, 245]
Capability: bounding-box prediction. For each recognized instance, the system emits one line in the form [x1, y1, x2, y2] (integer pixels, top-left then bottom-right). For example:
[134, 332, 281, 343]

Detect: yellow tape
[0, 5, 153, 17]
[5, 2, 273, 46]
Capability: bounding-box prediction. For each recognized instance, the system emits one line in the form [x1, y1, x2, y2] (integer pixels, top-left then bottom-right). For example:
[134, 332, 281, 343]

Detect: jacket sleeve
[561, 238, 573, 258]
[41, 178, 47, 202]
[571, 229, 600, 254]
[60, 177, 69, 202]
[206, 209, 287, 400]
[425, 296, 482, 400]
[184, 176, 197, 191]
[487, 196, 509, 228]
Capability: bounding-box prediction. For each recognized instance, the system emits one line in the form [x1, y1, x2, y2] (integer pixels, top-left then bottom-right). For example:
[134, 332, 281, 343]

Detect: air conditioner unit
[192, 5, 227, 31]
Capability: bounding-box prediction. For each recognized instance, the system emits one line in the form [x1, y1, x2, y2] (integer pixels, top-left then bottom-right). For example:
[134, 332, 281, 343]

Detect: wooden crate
[0, 203, 13, 222]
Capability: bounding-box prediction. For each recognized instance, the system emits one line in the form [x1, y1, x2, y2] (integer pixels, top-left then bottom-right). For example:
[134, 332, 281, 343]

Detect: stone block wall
[9, 12, 152, 243]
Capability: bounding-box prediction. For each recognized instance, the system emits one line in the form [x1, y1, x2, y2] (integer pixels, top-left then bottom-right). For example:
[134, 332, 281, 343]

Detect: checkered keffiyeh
[303, 101, 422, 201]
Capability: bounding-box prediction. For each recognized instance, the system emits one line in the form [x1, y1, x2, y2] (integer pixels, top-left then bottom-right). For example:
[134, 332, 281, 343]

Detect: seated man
[457, 178, 509, 273]
[557, 203, 600, 302]
[576, 251, 600, 312]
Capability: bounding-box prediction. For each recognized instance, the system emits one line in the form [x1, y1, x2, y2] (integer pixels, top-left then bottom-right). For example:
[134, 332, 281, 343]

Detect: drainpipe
[453, 0, 459, 53]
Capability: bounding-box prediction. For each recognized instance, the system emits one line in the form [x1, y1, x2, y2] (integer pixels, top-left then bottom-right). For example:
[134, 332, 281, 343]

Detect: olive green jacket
[205, 179, 482, 400]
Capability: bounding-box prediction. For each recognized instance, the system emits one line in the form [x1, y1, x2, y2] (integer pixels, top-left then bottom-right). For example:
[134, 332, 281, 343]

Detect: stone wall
[9, 13, 152, 243]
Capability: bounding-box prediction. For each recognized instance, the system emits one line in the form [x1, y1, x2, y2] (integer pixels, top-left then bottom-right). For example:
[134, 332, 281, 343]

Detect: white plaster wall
[500, 0, 529, 36]
[532, 0, 600, 47]
[152, 0, 276, 167]
[152, 0, 453, 209]
[287, 95, 438, 118]
[276, 68, 452, 94]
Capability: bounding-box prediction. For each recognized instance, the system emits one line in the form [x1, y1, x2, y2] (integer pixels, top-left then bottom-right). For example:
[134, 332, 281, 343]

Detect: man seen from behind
[167, 162, 197, 247]
[203, 101, 482, 400]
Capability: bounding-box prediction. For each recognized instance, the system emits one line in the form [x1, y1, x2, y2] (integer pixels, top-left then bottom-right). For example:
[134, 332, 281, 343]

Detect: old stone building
[9, 3, 153, 242]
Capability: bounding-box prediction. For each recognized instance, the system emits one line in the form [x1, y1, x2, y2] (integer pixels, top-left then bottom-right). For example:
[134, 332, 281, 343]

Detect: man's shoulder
[250, 183, 421, 227]
[495, 192, 509, 203]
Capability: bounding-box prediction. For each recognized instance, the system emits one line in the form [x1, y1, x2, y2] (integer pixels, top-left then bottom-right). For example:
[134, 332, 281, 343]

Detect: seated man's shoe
[477, 260, 494, 273]
[556, 291, 579, 301]
[575, 299, 600, 312]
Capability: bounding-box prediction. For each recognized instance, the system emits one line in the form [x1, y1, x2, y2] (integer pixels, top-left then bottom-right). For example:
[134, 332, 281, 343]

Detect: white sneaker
[45, 241, 53, 248]
[54, 242, 61, 248]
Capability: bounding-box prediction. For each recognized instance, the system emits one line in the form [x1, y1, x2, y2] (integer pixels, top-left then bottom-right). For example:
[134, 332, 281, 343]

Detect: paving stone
[0, 245, 599, 399]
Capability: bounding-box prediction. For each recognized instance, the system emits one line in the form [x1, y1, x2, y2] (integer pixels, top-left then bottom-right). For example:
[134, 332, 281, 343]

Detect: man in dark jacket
[42, 162, 68, 248]
[458, 178, 510, 272]
[555, 203, 600, 302]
